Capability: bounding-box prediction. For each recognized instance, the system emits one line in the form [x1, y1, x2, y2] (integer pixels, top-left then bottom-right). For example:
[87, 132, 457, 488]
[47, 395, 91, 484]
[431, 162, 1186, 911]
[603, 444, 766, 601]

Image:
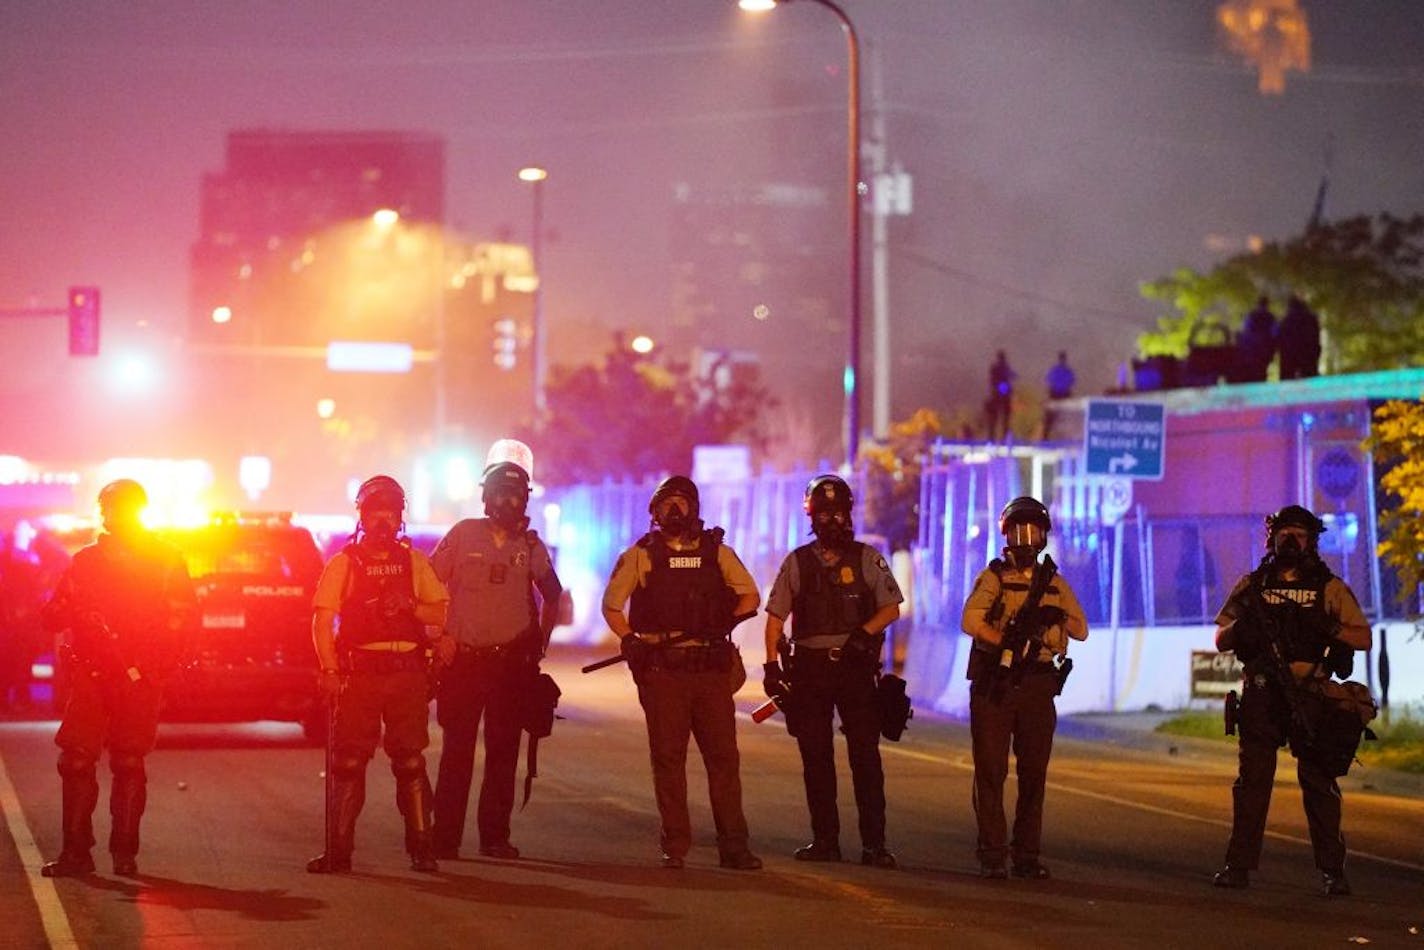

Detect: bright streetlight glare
[211, 305, 232, 324]
[371, 207, 400, 229]
[316, 398, 336, 419]
[739, 0, 778, 10]
[630, 334, 655, 354]
[517, 166, 548, 182]
[113, 352, 158, 392]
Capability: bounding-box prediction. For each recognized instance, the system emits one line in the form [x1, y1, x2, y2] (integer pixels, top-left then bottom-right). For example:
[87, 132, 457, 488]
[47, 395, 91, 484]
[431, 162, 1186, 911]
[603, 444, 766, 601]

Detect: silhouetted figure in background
[1235, 297, 1277, 382]
[1277, 295, 1322, 380]
[985, 351, 1016, 442]
[1040, 351, 1075, 441]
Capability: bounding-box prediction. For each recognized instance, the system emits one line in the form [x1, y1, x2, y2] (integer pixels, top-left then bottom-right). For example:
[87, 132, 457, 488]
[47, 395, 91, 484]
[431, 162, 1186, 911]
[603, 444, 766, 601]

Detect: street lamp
[518, 165, 549, 414]
[740, 0, 862, 467]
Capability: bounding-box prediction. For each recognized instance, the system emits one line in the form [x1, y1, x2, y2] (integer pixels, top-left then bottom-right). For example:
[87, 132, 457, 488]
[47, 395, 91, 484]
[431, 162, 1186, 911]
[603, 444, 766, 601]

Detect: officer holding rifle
[1211, 505, 1371, 896]
[960, 496, 1086, 880]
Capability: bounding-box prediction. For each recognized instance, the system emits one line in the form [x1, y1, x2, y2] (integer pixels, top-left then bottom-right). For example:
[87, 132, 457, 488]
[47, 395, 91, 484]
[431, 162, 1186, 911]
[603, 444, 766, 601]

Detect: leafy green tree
[519, 336, 775, 486]
[1368, 398, 1424, 618]
[1138, 213, 1424, 371]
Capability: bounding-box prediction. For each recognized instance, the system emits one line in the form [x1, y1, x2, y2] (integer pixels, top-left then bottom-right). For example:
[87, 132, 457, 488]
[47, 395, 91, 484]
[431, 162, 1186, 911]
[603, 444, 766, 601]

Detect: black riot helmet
[648, 475, 700, 535]
[804, 474, 855, 548]
[804, 474, 853, 515]
[999, 496, 1050, 567]
[98, 478, 148, 516]
[1264, 503, 1326, 563]
[354, 474, 405, 544]
[482, 461, 531, 529]
[98, 478, 148, 534]
[355, 474, 405, 513]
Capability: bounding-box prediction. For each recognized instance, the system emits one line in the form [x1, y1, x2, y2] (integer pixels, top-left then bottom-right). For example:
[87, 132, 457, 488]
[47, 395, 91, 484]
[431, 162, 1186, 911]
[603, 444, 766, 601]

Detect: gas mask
[811, 509, 854, 550]
[654, 496, 694, 536]
[486, 489, 529, 531]
[1003, 521, 1044, 570]
[360, 508, 401, 546]
[1272, 532, 1305, 569]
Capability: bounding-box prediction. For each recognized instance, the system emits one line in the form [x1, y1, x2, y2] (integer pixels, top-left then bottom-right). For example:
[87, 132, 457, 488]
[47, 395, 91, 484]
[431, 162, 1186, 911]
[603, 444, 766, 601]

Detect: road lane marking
[0, 750, 80, 949]
[878, 742, 1424, 874]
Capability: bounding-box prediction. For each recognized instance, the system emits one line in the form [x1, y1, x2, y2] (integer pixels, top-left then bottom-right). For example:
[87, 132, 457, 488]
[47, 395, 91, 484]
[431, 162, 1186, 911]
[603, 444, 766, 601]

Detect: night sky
[3, 0, 1422, 467]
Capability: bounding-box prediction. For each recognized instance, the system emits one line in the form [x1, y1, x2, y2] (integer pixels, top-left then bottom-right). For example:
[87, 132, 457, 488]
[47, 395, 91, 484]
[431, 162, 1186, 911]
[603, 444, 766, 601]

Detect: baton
[581, 612, 758, 674]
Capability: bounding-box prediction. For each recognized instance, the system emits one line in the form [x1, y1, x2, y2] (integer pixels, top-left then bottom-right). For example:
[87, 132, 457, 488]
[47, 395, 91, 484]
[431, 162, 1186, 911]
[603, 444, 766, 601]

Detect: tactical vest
[790, 541, 875, 639]
[627, 529, 733, 638]
[338, 540, 423, 647]
[964, 558, 1063, 681]
[1253, 564, 1333, 664]
[67, 534, 184, 666]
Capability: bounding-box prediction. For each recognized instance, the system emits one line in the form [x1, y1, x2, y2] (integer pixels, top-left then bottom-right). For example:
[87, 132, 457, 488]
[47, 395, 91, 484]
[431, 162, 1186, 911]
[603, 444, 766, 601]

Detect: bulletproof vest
[627, 529, 732, 638]
[790, 541, 875, 638]
[67, 533, 182, 663]
[338, 540, 423, 646]
[1256, 565, 1333, 663]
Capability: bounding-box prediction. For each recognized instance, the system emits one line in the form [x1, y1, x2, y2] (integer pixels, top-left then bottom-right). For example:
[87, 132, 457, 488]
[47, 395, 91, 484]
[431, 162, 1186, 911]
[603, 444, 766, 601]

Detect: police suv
[156, 513, 327, 741]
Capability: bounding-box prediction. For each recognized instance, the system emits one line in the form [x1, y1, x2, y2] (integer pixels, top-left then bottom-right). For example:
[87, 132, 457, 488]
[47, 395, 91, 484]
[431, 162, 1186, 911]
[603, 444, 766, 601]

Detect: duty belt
[455, 641, 521, 660]
[346, 647, 428, 674]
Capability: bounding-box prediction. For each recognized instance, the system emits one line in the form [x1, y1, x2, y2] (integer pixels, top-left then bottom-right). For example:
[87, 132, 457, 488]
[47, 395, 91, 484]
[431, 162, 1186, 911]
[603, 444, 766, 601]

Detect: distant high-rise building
[189, 129, 445, 345]
[669, 181, 841, 445]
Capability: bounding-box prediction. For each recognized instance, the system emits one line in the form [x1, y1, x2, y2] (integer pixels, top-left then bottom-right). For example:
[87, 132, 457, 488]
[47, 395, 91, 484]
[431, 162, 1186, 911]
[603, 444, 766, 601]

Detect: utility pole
[867, 45, 911, 439]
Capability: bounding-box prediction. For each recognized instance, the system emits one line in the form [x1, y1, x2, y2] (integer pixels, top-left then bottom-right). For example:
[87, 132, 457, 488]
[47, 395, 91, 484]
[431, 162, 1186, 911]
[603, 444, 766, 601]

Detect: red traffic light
[67, 285, 100, 356]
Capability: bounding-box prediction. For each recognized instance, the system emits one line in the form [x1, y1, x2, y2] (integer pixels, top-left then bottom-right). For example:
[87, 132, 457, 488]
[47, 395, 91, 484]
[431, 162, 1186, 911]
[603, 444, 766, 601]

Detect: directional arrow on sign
[1109, 454, 1139, 474]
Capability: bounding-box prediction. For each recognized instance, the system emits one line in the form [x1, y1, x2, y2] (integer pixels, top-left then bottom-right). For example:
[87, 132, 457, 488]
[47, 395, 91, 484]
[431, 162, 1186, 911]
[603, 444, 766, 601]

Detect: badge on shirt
[839, 566, 855, 585]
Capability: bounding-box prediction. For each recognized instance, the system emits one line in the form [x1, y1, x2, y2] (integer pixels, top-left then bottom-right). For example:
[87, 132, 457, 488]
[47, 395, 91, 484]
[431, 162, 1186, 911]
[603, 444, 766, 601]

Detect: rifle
[1231, 576, 1317, 749]
[998, 555, 1058, 681]
[581, 611, 758, 674]
[751, 633, 795, 724]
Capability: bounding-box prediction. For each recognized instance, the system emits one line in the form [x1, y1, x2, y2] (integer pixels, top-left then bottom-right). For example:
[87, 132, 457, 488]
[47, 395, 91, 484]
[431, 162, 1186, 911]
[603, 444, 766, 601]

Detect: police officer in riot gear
[763, 474, 903, 868]
[1211, 504, 1371, 895]
[602, 475, 763, 870]
[960, 496, 1087, 880]
[308, 475, 451, 873]
[39, 479, 196, 877]
[430, 461, 562, 860]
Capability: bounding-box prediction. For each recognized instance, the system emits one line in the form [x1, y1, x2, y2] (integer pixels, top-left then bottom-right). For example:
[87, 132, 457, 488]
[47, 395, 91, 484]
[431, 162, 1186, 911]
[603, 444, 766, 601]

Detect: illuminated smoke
[1216, 0, 1311, 95]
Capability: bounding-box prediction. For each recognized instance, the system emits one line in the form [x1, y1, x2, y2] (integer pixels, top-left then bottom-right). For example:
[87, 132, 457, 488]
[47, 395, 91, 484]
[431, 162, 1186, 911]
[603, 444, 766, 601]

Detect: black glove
[1038, 605, 1067, 630]
[840, 628, 882, 664]
[620, 634, 651, 671]
[763, 661, 789, 701]
[1229, 621, 1264, 663]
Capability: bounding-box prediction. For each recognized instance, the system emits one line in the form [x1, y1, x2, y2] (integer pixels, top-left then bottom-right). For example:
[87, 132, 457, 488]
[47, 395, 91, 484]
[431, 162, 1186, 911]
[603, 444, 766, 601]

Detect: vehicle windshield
[163, 525, 323, 583]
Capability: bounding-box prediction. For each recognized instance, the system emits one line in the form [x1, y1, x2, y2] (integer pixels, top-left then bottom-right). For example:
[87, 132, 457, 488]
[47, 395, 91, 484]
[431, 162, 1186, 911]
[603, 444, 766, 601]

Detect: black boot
[43, 752, 99, 877]
[109, 753, 146, 876]
[396, 768, 438, 873]
[308, 766, 364, 874]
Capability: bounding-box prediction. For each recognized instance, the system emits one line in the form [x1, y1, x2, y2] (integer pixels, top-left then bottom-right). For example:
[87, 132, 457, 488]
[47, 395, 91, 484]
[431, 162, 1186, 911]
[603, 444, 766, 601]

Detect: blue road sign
[1084, 399, 1165, 480]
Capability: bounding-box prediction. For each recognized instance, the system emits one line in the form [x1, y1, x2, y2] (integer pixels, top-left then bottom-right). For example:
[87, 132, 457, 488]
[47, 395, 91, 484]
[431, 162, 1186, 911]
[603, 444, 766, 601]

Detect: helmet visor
[1005, 522, 1045, 550]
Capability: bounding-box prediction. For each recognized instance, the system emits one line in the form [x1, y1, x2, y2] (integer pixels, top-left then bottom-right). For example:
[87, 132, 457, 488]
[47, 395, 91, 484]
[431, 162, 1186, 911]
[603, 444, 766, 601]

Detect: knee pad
[110, 752, 146, 780]
[57, 750, 97, 781]
[389, 752, 426, 781]
[331, 750, 368, 780]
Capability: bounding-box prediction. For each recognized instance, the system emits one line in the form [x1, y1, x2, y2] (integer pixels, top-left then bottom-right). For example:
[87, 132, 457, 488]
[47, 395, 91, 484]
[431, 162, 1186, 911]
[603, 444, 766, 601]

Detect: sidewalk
[1061, 709, 1424, 800]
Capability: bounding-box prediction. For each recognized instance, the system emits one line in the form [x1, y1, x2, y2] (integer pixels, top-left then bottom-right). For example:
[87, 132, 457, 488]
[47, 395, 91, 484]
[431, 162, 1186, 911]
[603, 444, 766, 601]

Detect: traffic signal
[67, 285, 100, 356]
[493, 316, 517, 370]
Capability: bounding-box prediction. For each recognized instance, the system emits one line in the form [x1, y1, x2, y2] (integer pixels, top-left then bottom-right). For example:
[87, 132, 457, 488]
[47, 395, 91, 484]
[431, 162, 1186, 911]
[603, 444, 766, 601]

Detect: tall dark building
[189, 129, 445, 345]
[669, 181, 842, 450]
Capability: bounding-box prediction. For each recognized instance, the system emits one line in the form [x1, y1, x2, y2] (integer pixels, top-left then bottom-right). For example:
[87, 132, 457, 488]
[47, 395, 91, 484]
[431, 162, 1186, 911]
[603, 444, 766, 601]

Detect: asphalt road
[2, 649, 1421, 949]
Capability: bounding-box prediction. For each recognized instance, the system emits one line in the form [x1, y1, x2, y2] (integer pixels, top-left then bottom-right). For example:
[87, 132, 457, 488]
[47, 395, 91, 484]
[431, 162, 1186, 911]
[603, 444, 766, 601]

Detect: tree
[1137, 213, 1424, 372]
[859, 408, 945, 552]
[518, 336, 776, 486]
[1367, 398, 1424, 618]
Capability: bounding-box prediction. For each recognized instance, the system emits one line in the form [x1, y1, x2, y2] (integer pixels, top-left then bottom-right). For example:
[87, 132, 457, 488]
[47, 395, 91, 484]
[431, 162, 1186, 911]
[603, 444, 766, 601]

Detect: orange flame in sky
[1216, 0, 1311, 95]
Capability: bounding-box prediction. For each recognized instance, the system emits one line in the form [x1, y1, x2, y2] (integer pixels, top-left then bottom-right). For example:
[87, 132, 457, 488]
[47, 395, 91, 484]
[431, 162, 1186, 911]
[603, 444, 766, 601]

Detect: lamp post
[518, 165, 549, 414]
[740, 0, 862, 467]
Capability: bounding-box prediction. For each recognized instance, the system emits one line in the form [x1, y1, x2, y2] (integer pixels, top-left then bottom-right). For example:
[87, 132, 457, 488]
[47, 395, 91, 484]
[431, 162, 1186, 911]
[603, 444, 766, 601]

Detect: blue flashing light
[843, 365, 855, 395]
[326, 341, 414, 373]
